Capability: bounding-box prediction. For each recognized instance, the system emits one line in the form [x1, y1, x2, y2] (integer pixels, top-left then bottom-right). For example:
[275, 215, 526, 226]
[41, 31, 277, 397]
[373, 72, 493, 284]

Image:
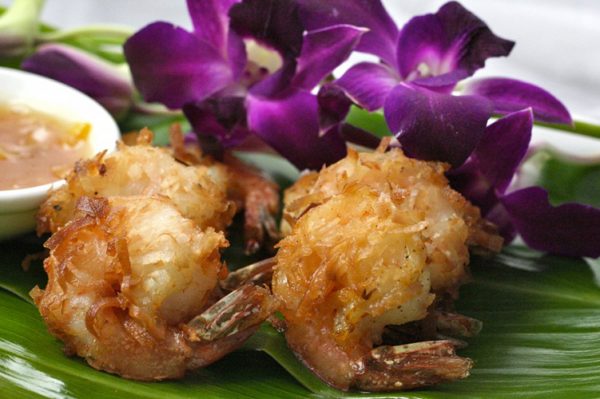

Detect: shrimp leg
[224, 155, 280, 254]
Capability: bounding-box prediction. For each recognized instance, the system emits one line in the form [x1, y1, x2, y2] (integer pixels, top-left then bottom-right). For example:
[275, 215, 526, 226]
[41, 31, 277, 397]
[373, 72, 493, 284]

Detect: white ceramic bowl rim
[0, 67, 120, 213]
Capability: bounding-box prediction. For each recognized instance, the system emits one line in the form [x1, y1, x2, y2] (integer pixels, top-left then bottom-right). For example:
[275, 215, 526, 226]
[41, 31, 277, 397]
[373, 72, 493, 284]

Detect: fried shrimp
[37, 127, 279, 253]
[31, 196, 275, 380]
[272, 144, 502, 391]
[31, 127, 280, 380]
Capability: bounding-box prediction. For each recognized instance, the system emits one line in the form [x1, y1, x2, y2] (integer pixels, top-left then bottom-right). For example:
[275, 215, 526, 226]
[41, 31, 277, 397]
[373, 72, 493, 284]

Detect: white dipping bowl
[0, 67, 120, 240]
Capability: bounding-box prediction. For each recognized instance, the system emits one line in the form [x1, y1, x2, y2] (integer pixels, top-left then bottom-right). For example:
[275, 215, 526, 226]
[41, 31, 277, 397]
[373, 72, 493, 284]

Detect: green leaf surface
[346, 106, 392, 138]
[0, 292, 315, 399]
[533, 150, 600, 207]
[0, 234, 46, 303]
[2, 238, 600, 398]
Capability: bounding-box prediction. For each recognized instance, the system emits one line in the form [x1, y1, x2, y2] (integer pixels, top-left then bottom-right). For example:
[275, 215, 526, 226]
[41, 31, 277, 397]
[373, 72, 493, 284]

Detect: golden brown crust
[37, 127, 280, 253]
[32, 128, 281, 381]
[36, 133, 236, 236]
[32, 195, 234, 380]
[274, 147, 502, 391]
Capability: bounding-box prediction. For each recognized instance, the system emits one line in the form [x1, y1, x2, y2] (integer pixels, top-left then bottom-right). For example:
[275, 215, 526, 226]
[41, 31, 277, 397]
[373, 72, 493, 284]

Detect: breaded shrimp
[32, 126, 280, 380]
[37, 127, 279, 253]
[272, 144, 502, 391]
[31, 196, 275, 380]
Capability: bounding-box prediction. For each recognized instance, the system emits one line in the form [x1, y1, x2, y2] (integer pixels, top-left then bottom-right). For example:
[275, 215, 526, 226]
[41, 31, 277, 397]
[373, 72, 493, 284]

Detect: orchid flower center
[241, 39, 283, 87]
[407, 52, 457, 81]
[416, 62, 432, 78]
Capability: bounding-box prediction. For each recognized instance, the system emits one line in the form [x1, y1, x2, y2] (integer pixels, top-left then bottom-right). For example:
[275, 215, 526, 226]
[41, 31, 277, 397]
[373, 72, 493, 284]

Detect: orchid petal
[183, 96, 250, 157]
[397, 1, 514, 86]
[292, 25, 366, 90]
[501, 187, 600, 258]
[182, 115, 272, 156]
[229, 0, 303, 59]
[247, 90, 346, 170]
[186, 0, 238, 57]
[463, 77, 572, 124]
[22, 44, 133, 119]
[317, 84, 353, 133]
[248, 58, 297, 98]
[187, 0, 247, 78]
[335, 62, 398, 111]
[485, 201, 517, 243]
[448, 164, 499, 215]
[384, 83, 492, 167]
[297, 0, 399, 67]
[473, 109, 533, 192]
[409, 70, 467, 93]
[449, 109, 532, 214]
[124, 22, 233, 109]
[225, 31, 247, 80]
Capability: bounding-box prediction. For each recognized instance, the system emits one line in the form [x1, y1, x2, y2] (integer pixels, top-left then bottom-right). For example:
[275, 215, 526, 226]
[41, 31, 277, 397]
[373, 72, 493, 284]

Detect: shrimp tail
[353, 340, 473, 391]
[185, 284, 277, 342]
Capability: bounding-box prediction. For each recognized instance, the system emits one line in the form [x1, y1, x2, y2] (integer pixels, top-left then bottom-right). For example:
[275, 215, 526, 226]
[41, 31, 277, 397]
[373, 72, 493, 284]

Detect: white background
[2, 0, 600, 120]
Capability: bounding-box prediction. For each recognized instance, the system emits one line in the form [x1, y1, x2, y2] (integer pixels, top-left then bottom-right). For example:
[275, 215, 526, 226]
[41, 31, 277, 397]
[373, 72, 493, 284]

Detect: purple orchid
[121, 0, 599, 259]
[124, 0, 366, 170]
[308, 1, 571, 167]
[22, 43, 134, 119]
[449, 109, 600, 258]
[300, 0, 599, 257]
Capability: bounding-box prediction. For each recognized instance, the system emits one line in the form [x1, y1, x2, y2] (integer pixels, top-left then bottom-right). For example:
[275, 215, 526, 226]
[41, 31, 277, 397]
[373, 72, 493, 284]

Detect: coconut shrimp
[31, 195, 275, 380]
[37, 127, 279, 253]
[272, 142, 502, 391]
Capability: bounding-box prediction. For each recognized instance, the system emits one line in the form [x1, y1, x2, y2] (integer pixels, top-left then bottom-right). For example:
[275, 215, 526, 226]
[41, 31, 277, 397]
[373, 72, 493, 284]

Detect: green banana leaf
[532, 149, 600, 208]
[2, 154, 600, 399]
[2, 239, 600, 399]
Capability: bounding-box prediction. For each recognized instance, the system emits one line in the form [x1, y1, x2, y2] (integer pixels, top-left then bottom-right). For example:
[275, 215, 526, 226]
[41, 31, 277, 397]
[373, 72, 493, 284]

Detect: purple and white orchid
[124, 0, 366, 169]
[311, 1, 571, 167]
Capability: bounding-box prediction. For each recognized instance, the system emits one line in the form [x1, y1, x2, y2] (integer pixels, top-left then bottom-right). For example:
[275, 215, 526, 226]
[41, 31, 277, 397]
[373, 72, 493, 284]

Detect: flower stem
[0, 0, 45, 56]
[36, 24, 133, 44]
[131, 102, 180, 116]
[0, 0, 44, 24]
[535, 119, 600, 140]
[347, 106, 600, 142]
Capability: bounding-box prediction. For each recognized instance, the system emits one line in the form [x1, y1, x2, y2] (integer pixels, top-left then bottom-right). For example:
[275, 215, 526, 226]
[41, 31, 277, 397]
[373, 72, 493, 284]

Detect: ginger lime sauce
[0, 104, 91, 190]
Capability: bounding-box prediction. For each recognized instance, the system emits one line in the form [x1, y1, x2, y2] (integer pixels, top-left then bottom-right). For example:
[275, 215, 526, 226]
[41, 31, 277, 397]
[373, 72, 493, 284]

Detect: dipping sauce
[0, 104, 90, 190]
